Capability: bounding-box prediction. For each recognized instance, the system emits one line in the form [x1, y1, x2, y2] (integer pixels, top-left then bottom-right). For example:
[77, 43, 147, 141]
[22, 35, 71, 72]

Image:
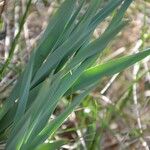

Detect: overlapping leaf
[67, 49, 150, 94]
[1, 1, 149, 150]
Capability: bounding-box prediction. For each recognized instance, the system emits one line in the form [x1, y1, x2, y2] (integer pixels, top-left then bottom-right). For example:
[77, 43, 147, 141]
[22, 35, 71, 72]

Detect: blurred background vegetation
[0, 0, 150, 149]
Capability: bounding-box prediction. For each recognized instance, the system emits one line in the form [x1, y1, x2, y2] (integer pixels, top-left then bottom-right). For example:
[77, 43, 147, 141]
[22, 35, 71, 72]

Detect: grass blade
[33, 0, 76, 74]
[13, 52, 35, 123]
[35, 141, 66, 150]
[24, 88, 92, 149]
[67, 21, 127, 70]
[68, 48, 150, 93]
[6, 118, 30, 150]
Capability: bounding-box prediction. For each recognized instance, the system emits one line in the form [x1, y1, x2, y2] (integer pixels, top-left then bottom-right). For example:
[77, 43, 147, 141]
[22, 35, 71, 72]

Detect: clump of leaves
[0, 0, 150, 149]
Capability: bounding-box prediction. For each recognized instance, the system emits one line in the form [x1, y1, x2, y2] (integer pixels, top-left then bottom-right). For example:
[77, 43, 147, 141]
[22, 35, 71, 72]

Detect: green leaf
[14, 51, 35, 123]
[51, 0, 85, 51]
[0, 0, 126, 122]
[22, 77, 61, 145]
[106, 0, 133, 31]
[0, 0, 77, 121]
[35, 141, 66, 150]
[0, 1, 136, 149]
[22, 56, 96, 149]
[0, 0, 75, 122]
[31, 0, 101, 87]
[6, 78, 52, 147]
[89, 0, 124, 30]
[6, 118, 30, 150]
[68, 49, 150, 93]
[67, 21, 127, 70]
[0, 104, 17, 134]
[24, 88, 92, 149]
[0, 76, 22, 120]
[33, 0, 76, 74]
